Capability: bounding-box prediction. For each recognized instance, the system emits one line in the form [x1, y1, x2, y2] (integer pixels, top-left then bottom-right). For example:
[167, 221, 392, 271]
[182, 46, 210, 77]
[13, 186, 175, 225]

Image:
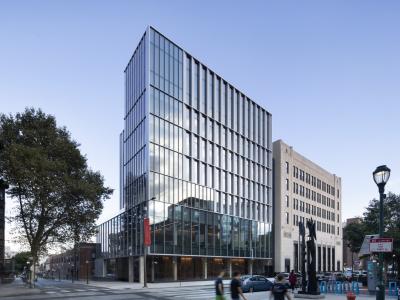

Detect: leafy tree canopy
[362, 192, 400, 263]
[343, 221, 366, 254]
[12, 251, 32, 273]
[0, 108, 113, 262]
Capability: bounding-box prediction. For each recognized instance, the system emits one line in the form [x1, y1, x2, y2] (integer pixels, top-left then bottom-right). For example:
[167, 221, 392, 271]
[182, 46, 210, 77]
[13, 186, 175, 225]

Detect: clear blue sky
[1, 1, 400, 245]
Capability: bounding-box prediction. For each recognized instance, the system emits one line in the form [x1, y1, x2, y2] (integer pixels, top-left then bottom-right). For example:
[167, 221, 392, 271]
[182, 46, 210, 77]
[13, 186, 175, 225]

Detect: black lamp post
[373, 165, 391, 300]
[392, 254, 396, 280]
[85, 260, 89, 284]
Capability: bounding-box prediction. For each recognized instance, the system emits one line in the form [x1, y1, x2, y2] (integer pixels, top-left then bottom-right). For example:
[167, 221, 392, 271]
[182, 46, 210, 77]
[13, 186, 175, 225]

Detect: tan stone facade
[273, 140, 342, 273]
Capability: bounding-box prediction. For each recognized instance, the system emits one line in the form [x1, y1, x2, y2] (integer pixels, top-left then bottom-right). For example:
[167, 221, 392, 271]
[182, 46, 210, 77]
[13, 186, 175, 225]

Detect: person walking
[230, 271, 247, 300]
[289, 270, 297, 293]
[271, 273, 291, 300]
[215, 271, 226, 300]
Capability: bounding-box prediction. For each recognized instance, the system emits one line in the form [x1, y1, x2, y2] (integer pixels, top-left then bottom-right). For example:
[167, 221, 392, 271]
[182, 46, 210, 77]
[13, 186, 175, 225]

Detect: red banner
[143, 218, 151, 246]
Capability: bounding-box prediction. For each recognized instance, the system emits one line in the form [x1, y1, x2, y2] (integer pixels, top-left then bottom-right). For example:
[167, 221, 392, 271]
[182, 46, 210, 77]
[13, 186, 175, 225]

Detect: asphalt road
[2, 279, 382, 300]
[1, 278, 276, 300]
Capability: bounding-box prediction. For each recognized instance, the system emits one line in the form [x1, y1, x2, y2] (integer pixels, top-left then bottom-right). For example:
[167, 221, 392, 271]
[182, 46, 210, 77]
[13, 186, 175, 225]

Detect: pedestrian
[289, 270, 297, 292]
[271, 273, 291, 300]
[230, 271, 247, 300]
[215, 271, 226, 300]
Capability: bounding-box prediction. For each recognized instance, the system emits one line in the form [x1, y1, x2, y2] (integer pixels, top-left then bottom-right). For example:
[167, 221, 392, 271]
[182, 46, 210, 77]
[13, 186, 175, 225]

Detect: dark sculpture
[298, 219, 319, 295]
[306, 219, 318, 294]
[299, 221, 307, 293]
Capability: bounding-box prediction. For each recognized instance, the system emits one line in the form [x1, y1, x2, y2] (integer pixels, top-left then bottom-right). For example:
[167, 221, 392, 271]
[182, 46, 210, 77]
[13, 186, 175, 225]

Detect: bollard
[352, 281, 360, 295]
[320, 281, 327, 294]
[388, 282, 397, 296]
[335, 281, 342, 294]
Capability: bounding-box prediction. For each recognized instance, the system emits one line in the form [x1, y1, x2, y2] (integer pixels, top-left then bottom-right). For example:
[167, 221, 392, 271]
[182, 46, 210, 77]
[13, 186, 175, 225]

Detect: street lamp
[373, 165, 391, 300]
[392, 254, 396, 280]
[85, 260, 89, 284]
[26, 261, 31, 288]
[71, 263, 74, 283]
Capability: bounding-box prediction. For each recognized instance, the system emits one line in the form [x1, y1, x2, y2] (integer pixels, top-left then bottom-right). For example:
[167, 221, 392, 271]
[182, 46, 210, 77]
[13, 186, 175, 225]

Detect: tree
[0, 108, 113, 273]
[13, 251, 31, 273]
[343, 222, 366, 254]
[362, 193, 400, 277]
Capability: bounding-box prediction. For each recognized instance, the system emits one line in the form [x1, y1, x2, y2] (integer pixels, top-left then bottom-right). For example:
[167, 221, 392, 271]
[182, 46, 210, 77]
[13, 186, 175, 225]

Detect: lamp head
[373, 165, 391, 192]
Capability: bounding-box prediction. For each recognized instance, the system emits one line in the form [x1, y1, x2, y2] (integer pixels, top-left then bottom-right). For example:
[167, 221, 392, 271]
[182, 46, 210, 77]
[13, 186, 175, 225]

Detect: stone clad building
[273, 140, 342, 273]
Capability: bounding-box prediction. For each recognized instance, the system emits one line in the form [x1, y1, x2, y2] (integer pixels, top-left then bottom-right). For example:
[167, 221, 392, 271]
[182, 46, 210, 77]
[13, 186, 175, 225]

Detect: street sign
[143, 218, 151, 246]
[369, 238, 393, 252]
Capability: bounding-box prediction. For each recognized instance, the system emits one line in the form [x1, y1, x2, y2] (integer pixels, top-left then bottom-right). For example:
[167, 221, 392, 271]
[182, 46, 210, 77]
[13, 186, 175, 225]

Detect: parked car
[241, 275, 274, 293]
[334, 272, 345, 282]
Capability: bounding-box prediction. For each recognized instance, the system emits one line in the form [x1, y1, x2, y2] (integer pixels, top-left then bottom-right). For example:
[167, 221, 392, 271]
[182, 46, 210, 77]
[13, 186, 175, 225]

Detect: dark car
[241, 275, 274, 292]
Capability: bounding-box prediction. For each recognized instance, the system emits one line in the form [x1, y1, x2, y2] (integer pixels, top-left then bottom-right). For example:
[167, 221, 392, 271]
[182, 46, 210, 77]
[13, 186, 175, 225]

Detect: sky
[1, 0, 399, 252]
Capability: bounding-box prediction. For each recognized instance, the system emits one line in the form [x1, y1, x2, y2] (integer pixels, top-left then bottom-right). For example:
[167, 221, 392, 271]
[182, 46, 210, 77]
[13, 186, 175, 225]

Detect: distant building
[273, 140, 342, 273]
[48, 243, 100, 280]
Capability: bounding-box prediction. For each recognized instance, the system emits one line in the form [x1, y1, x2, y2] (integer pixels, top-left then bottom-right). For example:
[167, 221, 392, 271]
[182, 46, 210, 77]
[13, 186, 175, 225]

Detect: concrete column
[128, 257, 134, 283]
[228, 259, 232, 278]
[139, 256, 145, 284]
[249, 260, 253, 276]
[203, 258, 208, 279]
[173, 257, 178, 281]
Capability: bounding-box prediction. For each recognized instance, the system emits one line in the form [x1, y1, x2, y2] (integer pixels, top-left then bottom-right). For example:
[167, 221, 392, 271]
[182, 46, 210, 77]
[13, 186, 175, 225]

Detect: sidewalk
[0, 278, 41, 297]
[60, 278, 230, 290]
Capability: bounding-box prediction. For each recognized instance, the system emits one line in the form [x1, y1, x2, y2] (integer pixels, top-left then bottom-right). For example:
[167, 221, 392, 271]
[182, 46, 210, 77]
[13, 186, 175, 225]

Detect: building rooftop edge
[130, 25, 272, 116]
[273, 139, 341, 181]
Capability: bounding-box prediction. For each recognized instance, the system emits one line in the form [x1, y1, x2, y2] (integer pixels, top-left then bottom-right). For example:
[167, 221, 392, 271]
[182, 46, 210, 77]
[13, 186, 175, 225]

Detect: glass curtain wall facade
[97, 27, 273, 282]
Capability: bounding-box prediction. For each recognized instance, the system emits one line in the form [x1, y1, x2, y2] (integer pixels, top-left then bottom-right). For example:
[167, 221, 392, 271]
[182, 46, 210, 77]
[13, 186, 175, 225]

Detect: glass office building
[97, 27, 273, 282]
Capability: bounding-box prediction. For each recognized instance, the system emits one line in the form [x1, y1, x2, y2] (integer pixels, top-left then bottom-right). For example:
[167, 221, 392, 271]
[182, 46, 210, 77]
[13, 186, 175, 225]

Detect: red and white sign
[369, 238, 393, 252]
[143, 218, 151, 247]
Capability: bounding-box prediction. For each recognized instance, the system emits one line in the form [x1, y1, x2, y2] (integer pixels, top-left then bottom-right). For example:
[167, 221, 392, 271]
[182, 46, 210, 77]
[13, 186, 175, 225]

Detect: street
[1, 278, 267, 300]
[1, 278, 394, 300]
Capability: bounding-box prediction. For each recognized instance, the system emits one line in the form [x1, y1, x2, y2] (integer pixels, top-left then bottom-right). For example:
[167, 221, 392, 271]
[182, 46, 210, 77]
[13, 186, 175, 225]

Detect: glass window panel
[200, 138, 206, 162]
[183, 106, 190, 130]
[214, 145, 220, 167]
[221, 81, 226, 125]
[183, 131, 190, 155]
[200, 114, 206, 137]
[215, 78, 220, 121]
[207, 119, 213, 140]
[185, 56, 191, 104]
[193, 62, 199, 109]
[207, 141, 213, 164]
[207, 165, 213, 187]
[207, 71, 213, 116]
[200, 67, 206, 113]
[193, 111, 199, 134]
[192, 159, 198, 183]
[183, 156, 190, 181]
[192, 135, 198, 159]
[200, 162, 206, 186]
